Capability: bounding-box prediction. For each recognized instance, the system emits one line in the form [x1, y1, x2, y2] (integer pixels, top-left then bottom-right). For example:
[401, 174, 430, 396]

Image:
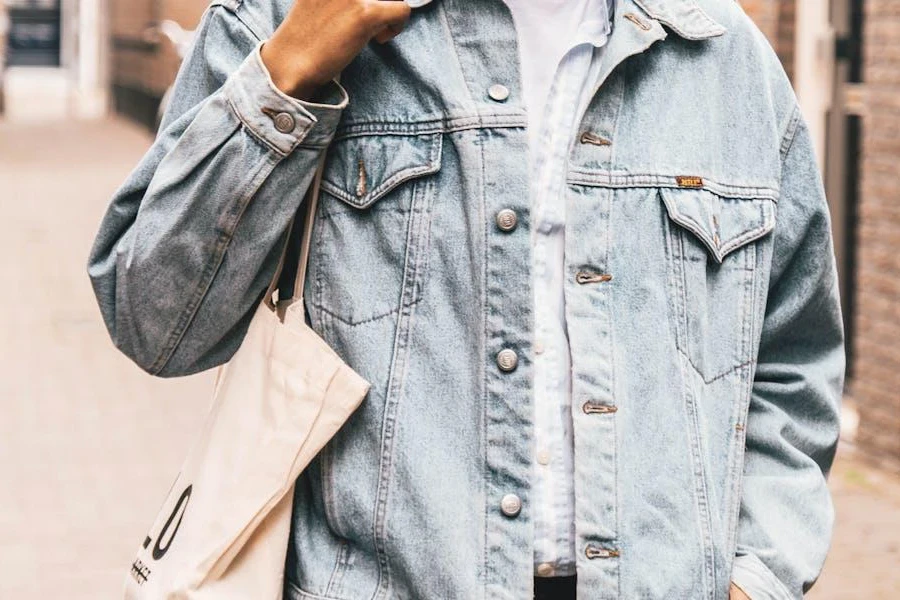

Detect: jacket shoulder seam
[779, 104, 803, 160]
[208, 0, 266, 42]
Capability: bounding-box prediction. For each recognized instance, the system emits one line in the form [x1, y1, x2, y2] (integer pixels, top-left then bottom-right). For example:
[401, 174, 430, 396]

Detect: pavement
[0, 117, 898, 599]
[0, 118, 214, 599]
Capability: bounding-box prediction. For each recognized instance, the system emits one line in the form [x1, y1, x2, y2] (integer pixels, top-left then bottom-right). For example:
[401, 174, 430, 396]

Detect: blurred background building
[2, 0, 106, 117]
[1, 0, 898, 473]
[108, 0, 204, 126]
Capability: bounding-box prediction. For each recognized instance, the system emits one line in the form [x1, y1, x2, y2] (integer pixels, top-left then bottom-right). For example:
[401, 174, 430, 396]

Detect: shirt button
[534, 341, 545, 355]
[273, 112, 296, 133]
[488, 84, 510, 102]
[536, 563, 555, 577]
[495, 209, 518, 232]
[536, 449, 551, 466]
[496, 349, 519, 372]
[500, 494, 522, 517]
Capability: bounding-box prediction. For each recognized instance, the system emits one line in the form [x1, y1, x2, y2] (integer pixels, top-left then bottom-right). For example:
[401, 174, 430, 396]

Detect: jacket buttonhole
[576, 271, 614, 285]
[623, 13, 652, 31]
[585, 545, 620, 559]
[583, 402, 618, 415]
[356, 158, 368, 198]
[580, 131, 612, 147]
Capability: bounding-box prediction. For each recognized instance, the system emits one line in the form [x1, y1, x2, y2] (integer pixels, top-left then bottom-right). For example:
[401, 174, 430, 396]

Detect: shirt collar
[575, 0, 616, 48]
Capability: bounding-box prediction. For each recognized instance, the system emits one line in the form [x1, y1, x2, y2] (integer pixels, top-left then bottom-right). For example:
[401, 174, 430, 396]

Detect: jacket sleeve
[87, 5, 347, 377]
[731, 108, 845, 599]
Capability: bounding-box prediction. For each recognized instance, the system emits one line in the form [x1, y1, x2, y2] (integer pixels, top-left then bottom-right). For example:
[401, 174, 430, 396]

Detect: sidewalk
[0, 118, 898, 598]
[0, 118, 214, 599]
[810, 448, 900, 598]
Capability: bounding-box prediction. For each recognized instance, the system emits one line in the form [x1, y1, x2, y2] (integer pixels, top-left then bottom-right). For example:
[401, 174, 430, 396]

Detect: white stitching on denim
[569, 172, 781, 202]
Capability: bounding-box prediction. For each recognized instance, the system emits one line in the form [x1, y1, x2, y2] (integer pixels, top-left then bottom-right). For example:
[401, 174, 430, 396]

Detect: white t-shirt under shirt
[501, 0, 613, 577]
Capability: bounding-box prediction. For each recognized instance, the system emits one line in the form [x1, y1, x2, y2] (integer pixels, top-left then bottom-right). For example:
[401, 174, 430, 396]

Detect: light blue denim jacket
[88, 0, 845, 598]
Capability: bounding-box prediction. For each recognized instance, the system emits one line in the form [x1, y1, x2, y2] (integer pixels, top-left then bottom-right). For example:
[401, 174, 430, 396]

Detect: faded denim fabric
[87, 0, 845, 599]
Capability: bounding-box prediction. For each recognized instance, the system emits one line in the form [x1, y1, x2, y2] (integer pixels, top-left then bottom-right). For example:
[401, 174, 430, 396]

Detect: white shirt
[502, 0, 613, 577]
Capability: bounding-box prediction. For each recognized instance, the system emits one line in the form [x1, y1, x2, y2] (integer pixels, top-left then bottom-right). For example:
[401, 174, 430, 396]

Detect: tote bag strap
[262, 151, 327, 315]
[292, 154, 325, 303]
[264, 77, 340, 316]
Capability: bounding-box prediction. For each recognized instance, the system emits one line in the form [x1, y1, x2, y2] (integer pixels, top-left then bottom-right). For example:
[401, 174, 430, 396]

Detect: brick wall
[109, 0, 207, 128]
[853, 0, 900, 473]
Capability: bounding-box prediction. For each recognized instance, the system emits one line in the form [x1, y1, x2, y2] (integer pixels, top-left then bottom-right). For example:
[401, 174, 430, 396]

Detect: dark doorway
[826, 0, 865, 382]
[842, 0, 864, 379]
[6, 0, 62, 67]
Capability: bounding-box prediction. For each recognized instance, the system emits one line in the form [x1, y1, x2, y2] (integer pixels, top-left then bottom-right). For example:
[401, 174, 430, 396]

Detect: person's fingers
[373, 23, 405, 44]
[366, 0, 411, 32]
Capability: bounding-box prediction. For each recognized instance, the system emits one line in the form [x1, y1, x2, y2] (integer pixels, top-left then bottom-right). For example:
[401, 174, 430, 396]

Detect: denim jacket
[88, 0, 845, 598]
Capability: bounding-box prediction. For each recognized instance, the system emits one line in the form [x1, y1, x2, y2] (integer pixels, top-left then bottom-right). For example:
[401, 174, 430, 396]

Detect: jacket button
[273, 112, 296, 133]
[496, 209, 518, 232]
[500, 494, 522, 517]
[488, 84, 510, 102]
[496, 349, 519, 372]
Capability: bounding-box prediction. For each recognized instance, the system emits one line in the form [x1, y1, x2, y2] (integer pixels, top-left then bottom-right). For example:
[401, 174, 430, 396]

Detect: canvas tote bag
[124, 160, 370, 600]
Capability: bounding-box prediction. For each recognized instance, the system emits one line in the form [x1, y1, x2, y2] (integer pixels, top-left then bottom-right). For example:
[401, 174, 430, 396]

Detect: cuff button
[273, 112, 296, 134]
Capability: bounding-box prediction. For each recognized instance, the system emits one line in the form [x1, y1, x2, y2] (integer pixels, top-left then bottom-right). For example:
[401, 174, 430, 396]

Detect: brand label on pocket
[676, 176, 704, 189]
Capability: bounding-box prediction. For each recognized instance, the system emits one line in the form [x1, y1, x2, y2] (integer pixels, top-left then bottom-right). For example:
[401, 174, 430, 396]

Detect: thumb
[373, 22, 405, 44]
[368, 0, 411, 32]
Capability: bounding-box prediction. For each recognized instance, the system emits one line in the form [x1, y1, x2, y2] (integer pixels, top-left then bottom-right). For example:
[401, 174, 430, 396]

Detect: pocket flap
[660, 187, 777, 263]
[320, 132, 443, 209]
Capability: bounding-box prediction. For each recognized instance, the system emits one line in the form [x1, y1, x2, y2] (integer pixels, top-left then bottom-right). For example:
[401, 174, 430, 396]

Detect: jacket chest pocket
[308, 132, 443, 326]
[660, 187, 777, 382]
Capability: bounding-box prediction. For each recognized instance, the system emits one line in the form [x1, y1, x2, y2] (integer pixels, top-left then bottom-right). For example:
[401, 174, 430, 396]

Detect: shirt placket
[532, 42, 595, 575]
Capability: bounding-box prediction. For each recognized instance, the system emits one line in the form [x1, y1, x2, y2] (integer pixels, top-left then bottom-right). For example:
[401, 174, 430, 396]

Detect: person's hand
[729, 583, 751, 600]
[261, 0, 411, 100]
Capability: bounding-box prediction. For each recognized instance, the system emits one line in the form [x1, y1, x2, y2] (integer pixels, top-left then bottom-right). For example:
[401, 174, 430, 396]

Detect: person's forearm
[261, 0, 411, 100]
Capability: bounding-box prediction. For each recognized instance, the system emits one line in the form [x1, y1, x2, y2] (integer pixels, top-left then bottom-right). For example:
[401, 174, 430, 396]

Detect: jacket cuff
[223, 43, 348, 155]
[732, 553, 794, 600]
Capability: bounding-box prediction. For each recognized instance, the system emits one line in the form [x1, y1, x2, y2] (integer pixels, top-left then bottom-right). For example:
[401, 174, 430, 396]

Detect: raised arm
[87, 0, 409, 377]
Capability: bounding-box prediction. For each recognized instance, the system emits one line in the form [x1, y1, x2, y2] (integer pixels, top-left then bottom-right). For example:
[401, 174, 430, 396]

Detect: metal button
[497, 349, 519, 372]
[536, 449, 551, 466]
[536, 563, 555, 577]
[500, 494, 522, 517]
[496, 209, 518, 232]
[488, 84, 510, 102]
[273, 112, 296, 133]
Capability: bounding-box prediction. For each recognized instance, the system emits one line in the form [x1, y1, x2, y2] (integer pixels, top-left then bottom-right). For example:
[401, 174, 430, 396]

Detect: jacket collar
[630, 0, 726, 40]
[420, 0, 724, 40]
